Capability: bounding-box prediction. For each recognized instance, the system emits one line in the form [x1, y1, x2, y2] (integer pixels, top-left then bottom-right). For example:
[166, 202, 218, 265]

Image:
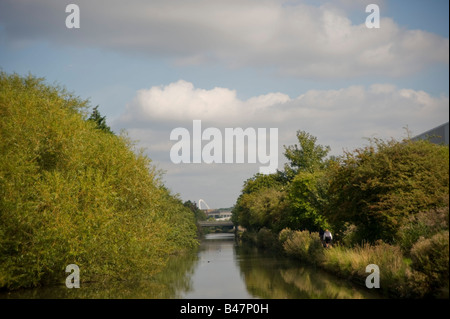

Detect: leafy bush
[339, 223, 359, 247]
[233, 186, 290, 232]
[0, 72, 198, 289]
[398, 203, 449, 253]
[282, 230, 324, 264]
[278, 228, 294, 244]
[287, 170, 330, 232]
[327, 138, 449, 244]
[256, 228, 280, 251]
[410, 231, 449, 297]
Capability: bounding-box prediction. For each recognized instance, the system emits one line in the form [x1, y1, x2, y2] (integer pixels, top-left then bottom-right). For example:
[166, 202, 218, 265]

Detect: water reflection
[180, 233, 254, 299]
[0, 250, 199, 299]
[1, 233, 380, 299]
[236, 245, 379, 299]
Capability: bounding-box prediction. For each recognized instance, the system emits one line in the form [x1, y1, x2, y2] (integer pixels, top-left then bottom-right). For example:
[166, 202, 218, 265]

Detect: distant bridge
[198, 220, 234, 227]
[197, 199, 234, 229]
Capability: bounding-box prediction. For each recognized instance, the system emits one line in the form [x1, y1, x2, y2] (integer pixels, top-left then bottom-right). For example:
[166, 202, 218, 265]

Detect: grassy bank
[0, 72, 199, 290]
[233, 126, 448, 298]
[240, 213, 449, 298]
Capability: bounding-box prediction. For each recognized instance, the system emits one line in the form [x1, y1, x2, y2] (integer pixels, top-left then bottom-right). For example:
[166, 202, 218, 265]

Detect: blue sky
[1, 0, 448, 208]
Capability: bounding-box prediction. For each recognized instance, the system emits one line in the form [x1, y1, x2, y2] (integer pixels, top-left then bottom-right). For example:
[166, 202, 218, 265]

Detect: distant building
[412, 122, 449, 145]
[205, 210, 232, 220]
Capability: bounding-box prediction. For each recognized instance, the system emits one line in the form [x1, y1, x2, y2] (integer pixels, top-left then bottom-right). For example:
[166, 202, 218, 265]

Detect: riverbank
[237, 227, 449, 299]
[231, 128, 448, 299]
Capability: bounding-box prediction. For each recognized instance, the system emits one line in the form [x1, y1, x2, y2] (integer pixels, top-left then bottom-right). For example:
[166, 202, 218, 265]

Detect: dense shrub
[282, 230, 324, 264]
[410, 231, 449, 297]
[256, 228, 280, 251]
[327, 138, 449, 244]
[278, 228, 294, 244]
[398, 203, 449, 253]
[0, 72, 198, 289]
[233, 186, 290, 233]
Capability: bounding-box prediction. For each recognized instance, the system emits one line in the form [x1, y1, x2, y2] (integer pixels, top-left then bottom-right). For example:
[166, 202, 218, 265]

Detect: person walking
[323, 229, 332, 248]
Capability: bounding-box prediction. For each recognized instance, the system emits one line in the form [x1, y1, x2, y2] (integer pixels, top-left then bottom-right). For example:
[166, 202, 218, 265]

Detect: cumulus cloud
[1, 0, 448, 79]
[116, 80, 449, 156]
[118, 80, 290, 126]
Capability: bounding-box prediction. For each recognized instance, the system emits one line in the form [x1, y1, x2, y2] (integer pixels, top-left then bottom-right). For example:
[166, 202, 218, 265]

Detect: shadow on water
[1, 232, 381, 299]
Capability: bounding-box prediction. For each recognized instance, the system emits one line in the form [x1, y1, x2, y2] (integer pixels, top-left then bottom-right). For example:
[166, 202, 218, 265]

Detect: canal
[0, 233, 380, 299]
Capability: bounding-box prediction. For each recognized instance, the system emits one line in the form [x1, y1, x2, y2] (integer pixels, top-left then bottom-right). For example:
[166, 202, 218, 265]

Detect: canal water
[0, 233, 380, 299]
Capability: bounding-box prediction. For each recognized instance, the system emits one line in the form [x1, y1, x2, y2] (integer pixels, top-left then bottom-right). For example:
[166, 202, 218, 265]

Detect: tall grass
[281, 229, 324, 265]
[279, 226, 448, 297]
[321, 242, 408, 295]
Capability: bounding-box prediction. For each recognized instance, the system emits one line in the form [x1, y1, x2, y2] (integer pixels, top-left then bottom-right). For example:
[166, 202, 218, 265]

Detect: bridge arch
[198, 199, 210, 210]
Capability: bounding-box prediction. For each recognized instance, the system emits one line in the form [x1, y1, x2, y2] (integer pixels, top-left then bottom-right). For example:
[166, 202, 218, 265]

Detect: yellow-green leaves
[0, 72, 198, 289]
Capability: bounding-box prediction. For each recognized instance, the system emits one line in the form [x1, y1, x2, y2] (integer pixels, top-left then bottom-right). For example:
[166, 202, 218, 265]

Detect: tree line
[232, 128, 449, 297]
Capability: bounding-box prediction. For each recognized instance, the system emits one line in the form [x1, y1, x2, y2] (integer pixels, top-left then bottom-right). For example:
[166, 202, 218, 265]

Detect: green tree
[233, 187, 290, 232]
[283, 130, 330, 181]
[232, 172, 288, 231]
[233, 132, 332, 233]
[88, 105, 114, 134]
[282, 131, 332, 232]
[183, 200, 207, 221]
[287, 170, 330, 232]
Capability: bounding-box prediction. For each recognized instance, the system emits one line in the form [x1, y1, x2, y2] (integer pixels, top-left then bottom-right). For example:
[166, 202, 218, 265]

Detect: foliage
[256, 228, 280, 251]
[326, 138, 449, 244]
[278, 228, 294, 244]
[338, 223, 359, 247]
[283, 130, 330, 180]
[233, 132, 332, 233]
[287, 170, 330, 232]
[88, 105, 114, 134]
[0, 72, 198, 289]
[233, 187, 290, 232]
[233, 126, 449, 297]
[282, 230, 324, 264]
[183, 200, 207, 221]
[398, 203, 448, 254]
[232, 172, 289, 232]
[409, 231, 449, 297]
[239, 172, 286, 195]
[322, 242, 409, 296]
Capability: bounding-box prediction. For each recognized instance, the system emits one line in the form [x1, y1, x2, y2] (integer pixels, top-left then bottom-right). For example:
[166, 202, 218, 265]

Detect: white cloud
[1, 0, 448, 79]
[119, 80, 290, 126]
[118, 80, 448, 143]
